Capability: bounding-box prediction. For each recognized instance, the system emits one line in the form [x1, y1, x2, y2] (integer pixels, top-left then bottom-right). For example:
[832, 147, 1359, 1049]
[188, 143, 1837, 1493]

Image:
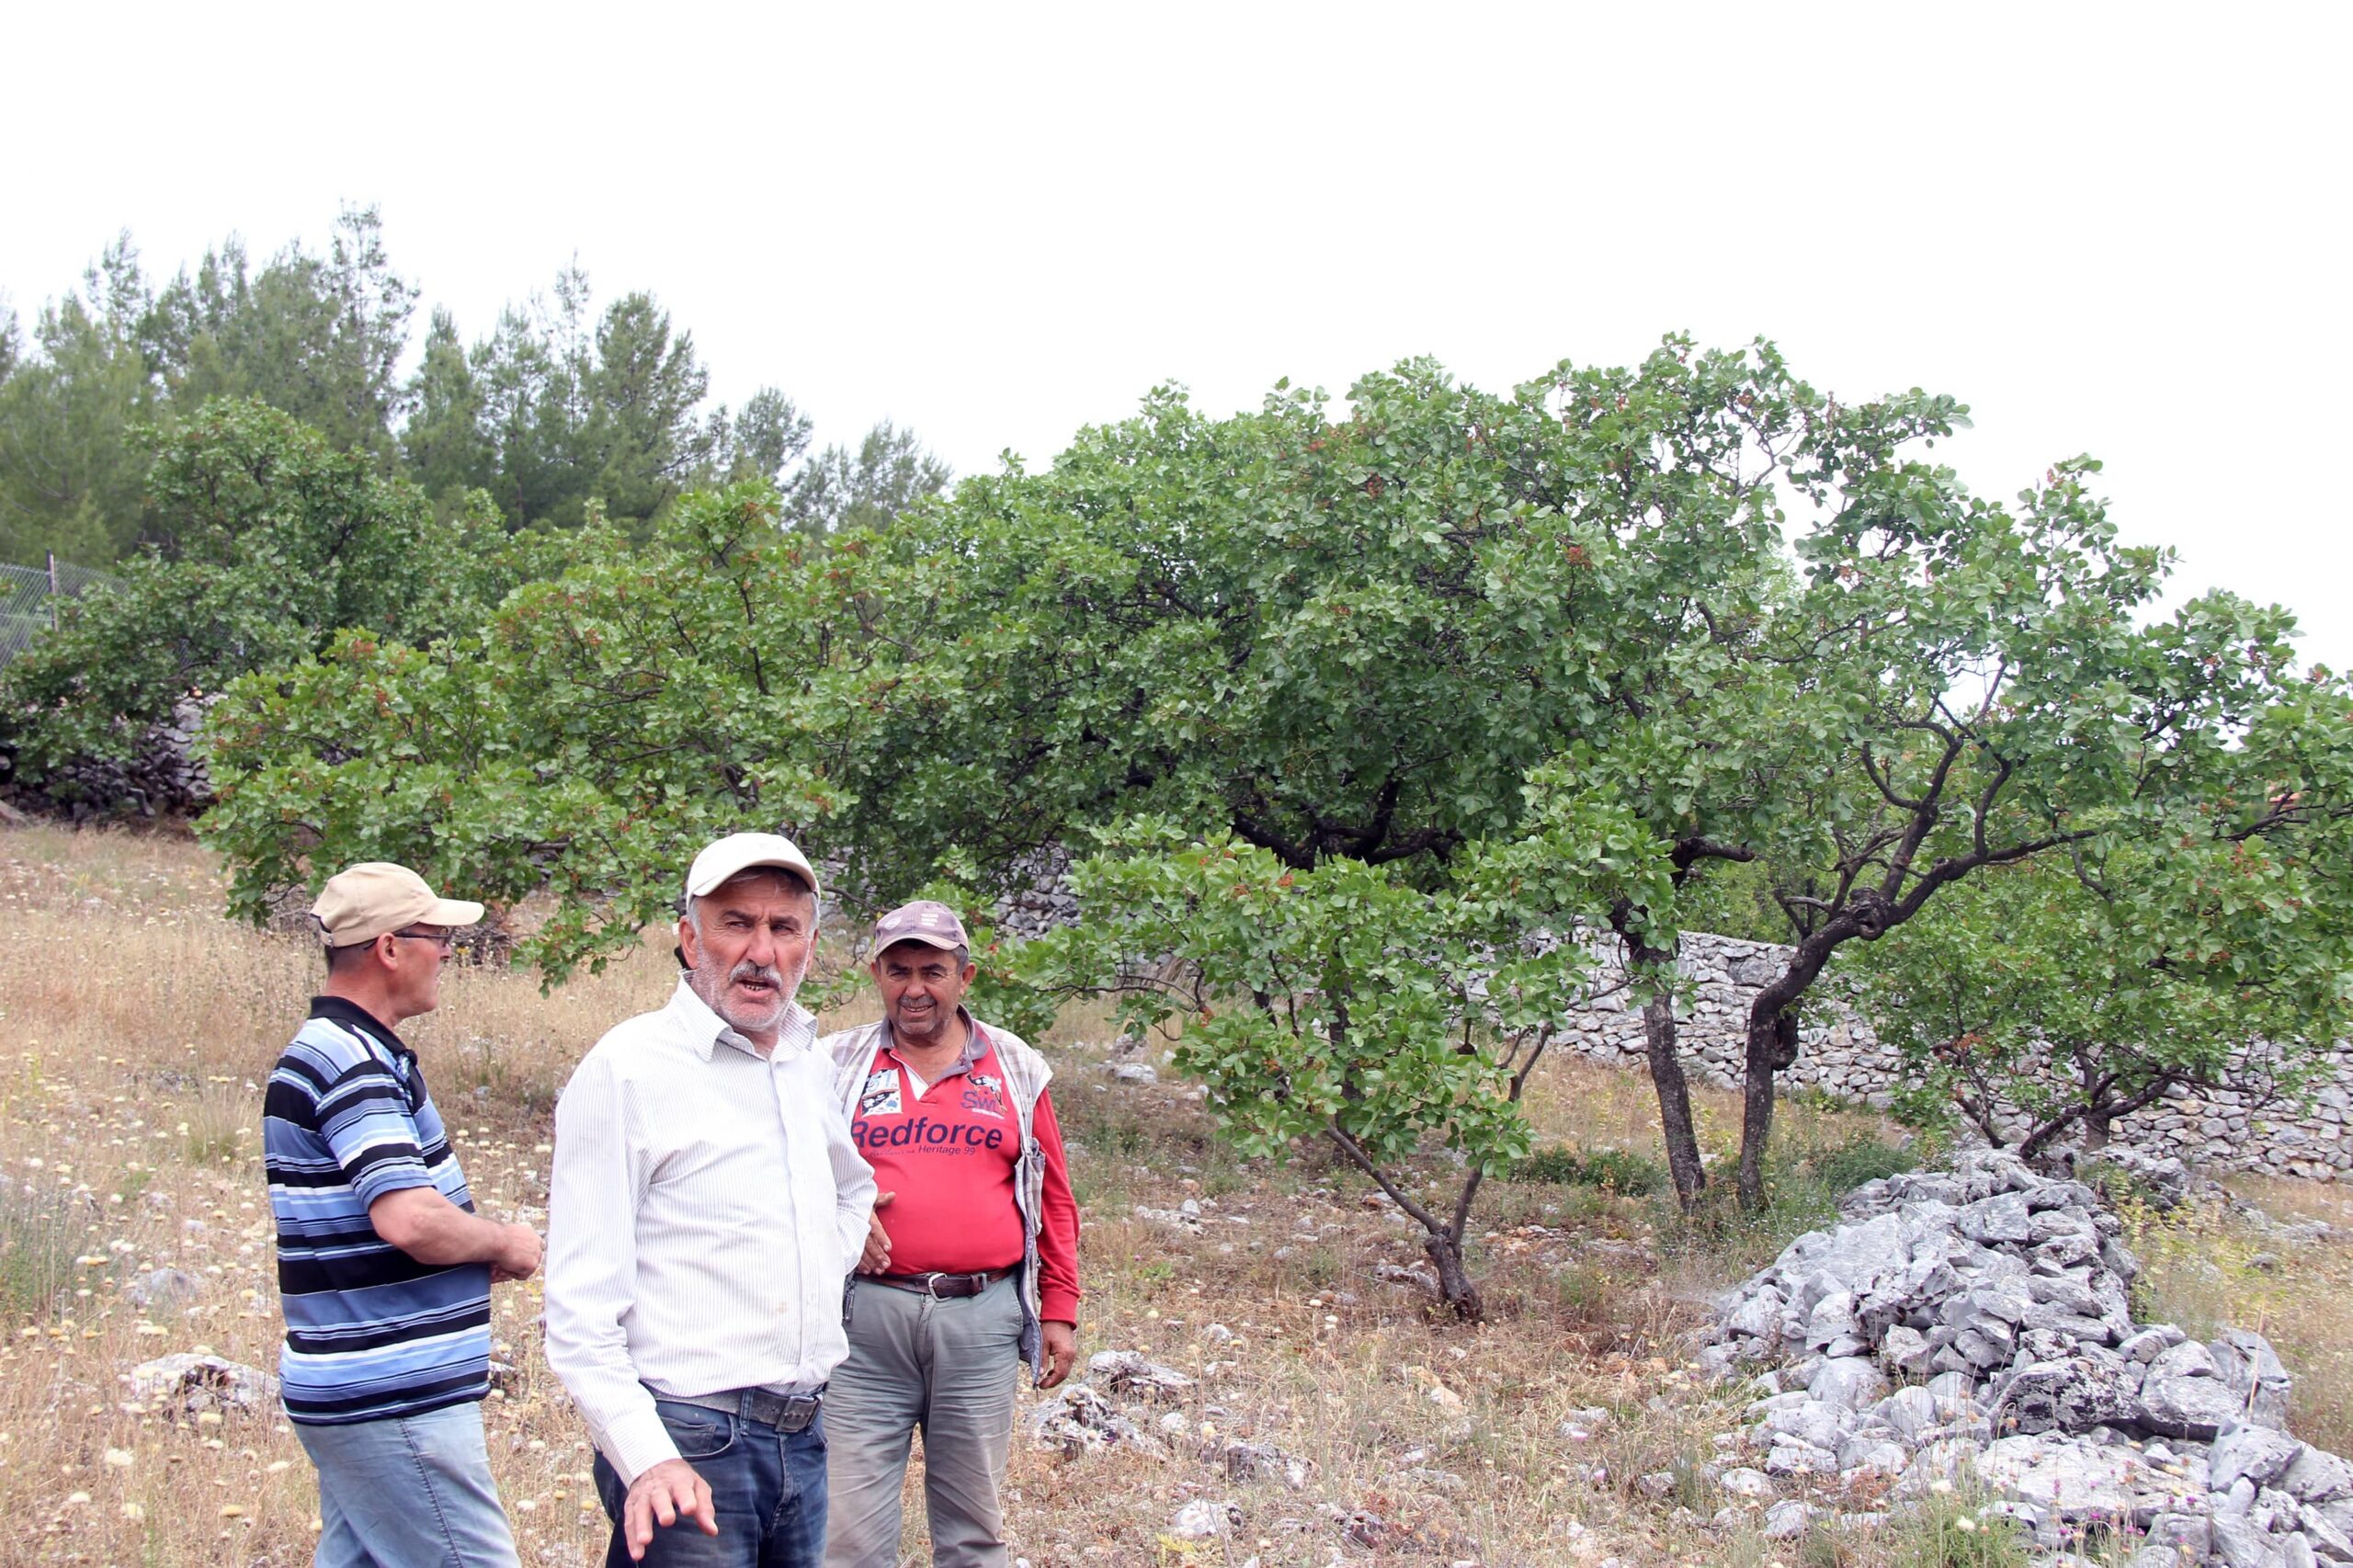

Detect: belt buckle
[923, 1271, 949, 1298]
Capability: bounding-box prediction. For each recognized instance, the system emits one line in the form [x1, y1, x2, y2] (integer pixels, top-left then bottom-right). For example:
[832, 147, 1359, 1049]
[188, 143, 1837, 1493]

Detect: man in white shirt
[546, 834, 875, 1566]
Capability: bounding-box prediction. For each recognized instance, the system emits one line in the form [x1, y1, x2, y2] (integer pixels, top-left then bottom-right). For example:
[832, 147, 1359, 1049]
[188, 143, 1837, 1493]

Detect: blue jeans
[292, 1400, 519, 1568]
[594, 1399, 828, 1567]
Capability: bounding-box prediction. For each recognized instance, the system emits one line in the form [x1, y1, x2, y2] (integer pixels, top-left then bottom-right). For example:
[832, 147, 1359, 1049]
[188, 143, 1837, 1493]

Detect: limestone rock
[2214, 1423, 2311, 1494]
[2143, 1371, 2255, 1440]
[123, 1353, 278, 1416]
[1168, 1500, 1238, 1540]
[1029, 1384, 1165, 1457]
[2213, 1330, 2296, 1431]
[1808, 1357, 1889, 1413]
[2283, 1446, 2353, 1505]
[2131, 1511, 2212, 1567]
[1975, 1433, 2209, 1527]
[1088, 1350, 1194, 1402]
[1222, 1440, 1309, 1490]
[1992, 1354, 2143, 1435]
[1717, 1467, 1774, 1499]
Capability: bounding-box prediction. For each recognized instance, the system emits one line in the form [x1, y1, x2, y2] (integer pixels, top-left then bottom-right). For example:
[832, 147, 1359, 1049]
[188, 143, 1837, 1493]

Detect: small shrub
[1808, 1135, 1920, 1194]
[1510, 1145, 1666, 1195]
[0, 1182, 85, 1318]
[1885, 1489, 2031, 1568]
[178, 1083, 253, 1166]
[1799, 1522, 1870, 1568]
[1550, 1261, 1614, 1328]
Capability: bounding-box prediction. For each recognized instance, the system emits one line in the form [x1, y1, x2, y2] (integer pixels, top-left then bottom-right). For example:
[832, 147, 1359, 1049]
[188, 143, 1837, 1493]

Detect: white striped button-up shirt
[545, 979, 876, 1484]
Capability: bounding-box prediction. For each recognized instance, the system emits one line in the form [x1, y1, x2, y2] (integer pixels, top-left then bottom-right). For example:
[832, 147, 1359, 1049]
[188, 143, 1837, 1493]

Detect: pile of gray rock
[5, 694, 219, 821]
[1701, 1149, 2351, 1565]
[123, 1351, 278, 1416]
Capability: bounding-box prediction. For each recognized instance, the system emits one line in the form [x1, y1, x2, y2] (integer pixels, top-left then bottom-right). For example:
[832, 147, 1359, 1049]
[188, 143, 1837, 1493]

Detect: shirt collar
[665, 976, 816, 1063]
[881, 1008, 986, 1075]
[309, 995, 413, 1062]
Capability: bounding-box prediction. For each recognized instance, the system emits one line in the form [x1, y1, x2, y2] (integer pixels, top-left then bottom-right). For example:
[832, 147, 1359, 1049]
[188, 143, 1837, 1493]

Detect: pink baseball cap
[871, 900, 971, 953]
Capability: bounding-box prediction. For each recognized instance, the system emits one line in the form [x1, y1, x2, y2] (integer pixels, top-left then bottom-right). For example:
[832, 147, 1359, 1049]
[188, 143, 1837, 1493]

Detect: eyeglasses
[390, 928, 458, 951]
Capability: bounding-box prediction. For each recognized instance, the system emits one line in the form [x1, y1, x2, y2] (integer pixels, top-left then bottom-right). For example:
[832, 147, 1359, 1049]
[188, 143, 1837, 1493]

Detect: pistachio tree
[1019, 812, 1671, 1320]
[1848, 696, 2353, 1161]
[193, 342, 2353, 1225]
[0, 399, 505, 806]
[1701, 458, 2353, 1208]
[200, 482, 898, 975]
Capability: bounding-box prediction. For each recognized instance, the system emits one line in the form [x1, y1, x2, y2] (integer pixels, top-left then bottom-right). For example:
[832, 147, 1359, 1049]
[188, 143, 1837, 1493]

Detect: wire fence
[0, 556, 118, 668]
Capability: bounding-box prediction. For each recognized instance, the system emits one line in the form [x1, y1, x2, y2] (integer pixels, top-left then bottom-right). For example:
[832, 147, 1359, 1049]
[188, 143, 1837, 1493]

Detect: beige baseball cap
[685, 833, 820, 900]
[312, 862, 484, 949]
[871, 899, 971, 954]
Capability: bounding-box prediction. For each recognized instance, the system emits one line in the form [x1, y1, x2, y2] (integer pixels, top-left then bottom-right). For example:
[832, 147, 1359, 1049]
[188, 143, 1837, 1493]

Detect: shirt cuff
[601, 1406, 683, 1489]
[1039, 1287, 1081, 1325]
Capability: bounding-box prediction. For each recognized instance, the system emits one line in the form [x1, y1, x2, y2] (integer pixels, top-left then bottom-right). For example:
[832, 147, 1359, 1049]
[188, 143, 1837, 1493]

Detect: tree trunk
[2016, 1110, 2082, 1167]
[1425, 1231, 1483, 1322]
[2082, 1106, 2114, 1152]
[1616, 928, 1708, 1212]
[1641, 987, 1708, 1211]
[1736, 1006, 1802, 1211]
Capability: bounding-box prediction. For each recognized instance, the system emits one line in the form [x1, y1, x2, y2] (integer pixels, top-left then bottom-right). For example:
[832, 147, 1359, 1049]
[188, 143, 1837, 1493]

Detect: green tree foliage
[400, 307, 493, 510]
[781, 419, 951, 537]
[0, 401, 504, 798]
[0, 237, 160, 562]
[1849, 721, 2353, 1161]
[1019, 816, 1669, 1317]
[2, 218, 904, 564]
[142, 206, 418, 456]
[831, 355, 1752, 890]
[191, 340, 2353, 1255]
[200, 483, 885, 971]
[1684, 463, 2353, 1208]
[710, 388, 814, 487]
[434, 266, 809, 534]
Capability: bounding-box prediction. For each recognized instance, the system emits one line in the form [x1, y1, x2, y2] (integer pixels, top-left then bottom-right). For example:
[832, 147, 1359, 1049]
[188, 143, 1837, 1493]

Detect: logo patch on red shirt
[961, 1072, 1006, 1119]
[859, 1068, 903, 1118]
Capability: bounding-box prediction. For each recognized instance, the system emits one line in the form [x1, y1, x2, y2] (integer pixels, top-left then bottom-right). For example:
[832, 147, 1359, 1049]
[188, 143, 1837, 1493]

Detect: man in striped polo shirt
[267, 862, 544, 1568]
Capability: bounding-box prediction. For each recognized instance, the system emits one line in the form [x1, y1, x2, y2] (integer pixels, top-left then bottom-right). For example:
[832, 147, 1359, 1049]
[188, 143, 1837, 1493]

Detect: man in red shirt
[820, 901, 1080, 1568]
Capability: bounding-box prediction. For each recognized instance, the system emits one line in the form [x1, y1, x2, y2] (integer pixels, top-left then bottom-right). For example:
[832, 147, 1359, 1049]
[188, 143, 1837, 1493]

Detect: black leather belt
[660, 1386, 823, 1433]
[865, 1267, 1013, 1299]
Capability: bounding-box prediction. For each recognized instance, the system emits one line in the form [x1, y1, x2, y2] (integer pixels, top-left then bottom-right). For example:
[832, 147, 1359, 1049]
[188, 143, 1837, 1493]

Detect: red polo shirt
[849, 1023, 1082, 1324]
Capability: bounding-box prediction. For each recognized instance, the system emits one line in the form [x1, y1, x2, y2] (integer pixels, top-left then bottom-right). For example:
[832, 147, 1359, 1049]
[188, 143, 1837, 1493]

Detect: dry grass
[2119, 1172, 2353, 1460]
[6, 823, 2343, 1566]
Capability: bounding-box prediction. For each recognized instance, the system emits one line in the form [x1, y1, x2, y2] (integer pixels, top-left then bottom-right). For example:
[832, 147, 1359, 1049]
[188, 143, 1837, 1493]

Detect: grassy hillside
[0, 825, 2341, 1566]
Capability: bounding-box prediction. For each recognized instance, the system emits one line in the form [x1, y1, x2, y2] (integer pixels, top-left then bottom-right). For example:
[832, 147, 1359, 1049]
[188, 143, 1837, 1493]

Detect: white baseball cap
[684, 833, 820, 901]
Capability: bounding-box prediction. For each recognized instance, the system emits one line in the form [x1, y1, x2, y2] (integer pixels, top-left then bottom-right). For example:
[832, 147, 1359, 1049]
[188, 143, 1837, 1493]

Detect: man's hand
[1039, 1320, 1078, 1389]
[622, 1458, 717, 1561]
[857, 1191, 894, 1275]
[491, 1223, 543, 1283]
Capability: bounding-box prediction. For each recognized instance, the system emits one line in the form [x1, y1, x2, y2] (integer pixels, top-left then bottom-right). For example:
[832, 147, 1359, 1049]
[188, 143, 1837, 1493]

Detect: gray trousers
[822, 1274, 1022, 1568]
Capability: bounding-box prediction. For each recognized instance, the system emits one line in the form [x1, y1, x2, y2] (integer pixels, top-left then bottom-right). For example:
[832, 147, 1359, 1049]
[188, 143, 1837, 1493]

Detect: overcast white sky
[7, 4, 2348, 670]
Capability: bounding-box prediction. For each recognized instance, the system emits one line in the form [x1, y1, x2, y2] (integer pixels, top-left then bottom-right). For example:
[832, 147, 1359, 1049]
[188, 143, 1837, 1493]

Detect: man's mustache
[730, 960, 785, 990]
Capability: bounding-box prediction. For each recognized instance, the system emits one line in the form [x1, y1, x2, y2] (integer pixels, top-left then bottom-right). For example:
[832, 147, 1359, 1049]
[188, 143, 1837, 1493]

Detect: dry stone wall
[1559, 931, 2353, 1183]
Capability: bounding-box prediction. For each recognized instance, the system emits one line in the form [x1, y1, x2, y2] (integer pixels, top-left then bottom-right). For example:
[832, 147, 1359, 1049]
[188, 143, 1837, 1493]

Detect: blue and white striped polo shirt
[265, 996, 491, 1425]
